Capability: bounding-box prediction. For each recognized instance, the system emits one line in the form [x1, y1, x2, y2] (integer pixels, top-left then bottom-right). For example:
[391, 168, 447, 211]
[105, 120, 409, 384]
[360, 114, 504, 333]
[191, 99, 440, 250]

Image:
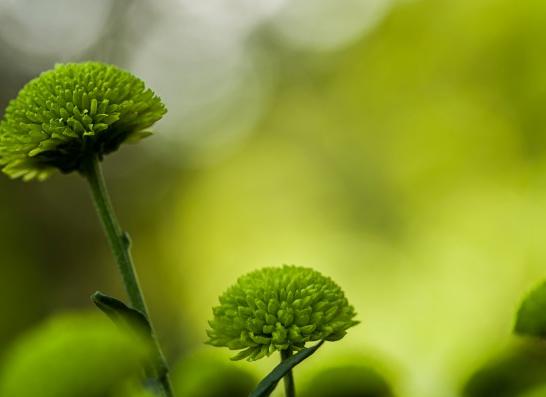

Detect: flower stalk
[81, 154, 174, 397]
[280, 349, 295, 397]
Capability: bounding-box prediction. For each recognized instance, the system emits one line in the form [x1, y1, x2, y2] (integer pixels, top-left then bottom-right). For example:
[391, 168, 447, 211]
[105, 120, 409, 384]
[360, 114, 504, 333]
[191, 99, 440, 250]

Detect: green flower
[0, 62, 166, 181]
[207, 265, 358, 361]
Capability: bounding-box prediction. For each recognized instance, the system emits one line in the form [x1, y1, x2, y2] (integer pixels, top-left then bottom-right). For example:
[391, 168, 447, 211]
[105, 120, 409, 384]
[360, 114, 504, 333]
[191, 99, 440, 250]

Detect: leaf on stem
[515, 281, 546, 338]
[91, 291, 152, 337]
[249, 341, 324, 397]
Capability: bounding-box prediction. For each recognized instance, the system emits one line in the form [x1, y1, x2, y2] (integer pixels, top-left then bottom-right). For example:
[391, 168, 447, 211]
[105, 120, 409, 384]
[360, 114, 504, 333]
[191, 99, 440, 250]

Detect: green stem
[281, 349, 295, 397]
[81, 155, 174, 397]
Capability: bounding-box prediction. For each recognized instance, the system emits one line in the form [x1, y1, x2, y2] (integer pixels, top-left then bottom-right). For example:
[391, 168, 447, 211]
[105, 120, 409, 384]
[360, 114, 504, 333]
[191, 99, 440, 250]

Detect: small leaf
[515, 281, 546, 338]
[122, 231, 132, 249]
[91, 291, 152, 337]
[249, 341, 324, 397]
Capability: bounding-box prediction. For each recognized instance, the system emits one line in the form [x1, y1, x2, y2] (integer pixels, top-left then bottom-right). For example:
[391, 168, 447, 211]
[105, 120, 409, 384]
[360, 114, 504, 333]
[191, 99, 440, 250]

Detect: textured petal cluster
[207, 265, 358, 361]
[0, 62, 166, 181]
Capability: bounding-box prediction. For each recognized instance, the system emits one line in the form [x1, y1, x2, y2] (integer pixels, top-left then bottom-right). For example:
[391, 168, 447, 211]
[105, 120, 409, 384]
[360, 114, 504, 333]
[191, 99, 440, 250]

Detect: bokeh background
[2, 0, 546, 396]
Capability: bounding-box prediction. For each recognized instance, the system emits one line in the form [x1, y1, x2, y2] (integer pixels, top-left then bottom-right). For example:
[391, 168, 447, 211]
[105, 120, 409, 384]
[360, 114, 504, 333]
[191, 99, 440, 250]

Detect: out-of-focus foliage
[0, 312, 151, 397]
[171, 350, 257, 397]
[515, 281, 546, 338]
[522, 385, 546, 397]
[301, 364, 394, 397]
[112, 381, 156, 397]
[462, 342, 546, 397]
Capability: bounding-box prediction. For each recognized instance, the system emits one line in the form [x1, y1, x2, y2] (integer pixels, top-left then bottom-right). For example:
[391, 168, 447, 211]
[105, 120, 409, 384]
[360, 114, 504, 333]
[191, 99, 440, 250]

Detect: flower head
[207, 265, 358, 361]
[0, 62, 166, 181]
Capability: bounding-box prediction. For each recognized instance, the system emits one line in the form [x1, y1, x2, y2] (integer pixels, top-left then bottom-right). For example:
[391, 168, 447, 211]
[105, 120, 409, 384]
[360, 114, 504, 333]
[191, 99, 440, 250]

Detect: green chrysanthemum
[207, 265, 358, 361]
[0, 62, 166, 181]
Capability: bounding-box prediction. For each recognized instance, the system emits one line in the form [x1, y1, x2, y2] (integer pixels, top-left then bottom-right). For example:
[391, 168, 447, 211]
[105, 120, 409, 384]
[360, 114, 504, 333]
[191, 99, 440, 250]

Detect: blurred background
[2, 0, 546, 396]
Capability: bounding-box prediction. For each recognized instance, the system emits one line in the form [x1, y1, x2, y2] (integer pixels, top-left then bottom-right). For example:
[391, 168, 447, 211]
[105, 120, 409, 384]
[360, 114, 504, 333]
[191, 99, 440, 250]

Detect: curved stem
[81, 155, 174, 397]
[281, 349, 295, 397]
